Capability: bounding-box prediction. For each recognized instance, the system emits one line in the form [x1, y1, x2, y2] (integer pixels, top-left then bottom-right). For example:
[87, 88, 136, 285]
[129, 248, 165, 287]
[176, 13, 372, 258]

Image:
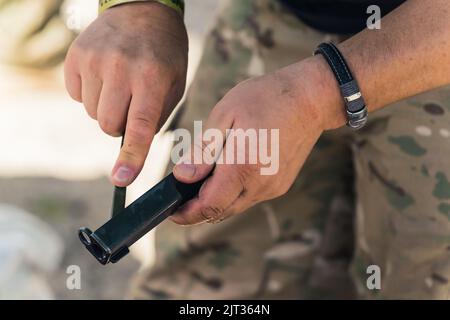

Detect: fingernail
[174, 163, 196, 178]
[113, 166, 134, 183]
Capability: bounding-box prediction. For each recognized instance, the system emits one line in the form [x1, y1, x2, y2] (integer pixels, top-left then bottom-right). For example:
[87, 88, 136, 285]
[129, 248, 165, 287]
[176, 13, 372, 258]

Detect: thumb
[173, 141, 215, 183]
[173, 108, 233, 183]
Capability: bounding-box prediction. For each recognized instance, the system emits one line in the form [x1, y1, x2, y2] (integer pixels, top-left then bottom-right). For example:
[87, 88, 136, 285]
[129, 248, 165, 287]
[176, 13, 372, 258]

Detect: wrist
[307, 55, 348, 130]
[286, 56, 347, 132]
[99, 0, 184, 16]
[101, 0, 188, 44]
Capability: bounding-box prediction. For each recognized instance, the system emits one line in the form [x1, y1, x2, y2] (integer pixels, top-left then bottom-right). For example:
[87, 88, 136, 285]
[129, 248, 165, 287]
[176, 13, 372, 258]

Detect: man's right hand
[64, 2, 188, 187]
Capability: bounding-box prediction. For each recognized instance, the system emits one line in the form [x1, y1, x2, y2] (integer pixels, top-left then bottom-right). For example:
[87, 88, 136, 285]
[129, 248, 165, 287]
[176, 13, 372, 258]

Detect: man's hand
[170, 59, 326, 225]
[169, 0, 450, 225]
[64, 2, 188, 186]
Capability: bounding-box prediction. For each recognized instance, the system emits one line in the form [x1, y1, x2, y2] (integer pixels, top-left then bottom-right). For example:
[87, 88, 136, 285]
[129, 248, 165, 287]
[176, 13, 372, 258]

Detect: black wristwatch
[314, 42, 368, 129]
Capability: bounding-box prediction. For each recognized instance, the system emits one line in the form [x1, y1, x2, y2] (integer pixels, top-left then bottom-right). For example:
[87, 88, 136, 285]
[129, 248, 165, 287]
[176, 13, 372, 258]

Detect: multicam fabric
[129, 0, 450, 299]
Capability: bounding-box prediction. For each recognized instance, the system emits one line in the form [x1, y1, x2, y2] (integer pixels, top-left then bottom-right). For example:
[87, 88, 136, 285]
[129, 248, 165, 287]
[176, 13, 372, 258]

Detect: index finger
[111, 86, 163, 186]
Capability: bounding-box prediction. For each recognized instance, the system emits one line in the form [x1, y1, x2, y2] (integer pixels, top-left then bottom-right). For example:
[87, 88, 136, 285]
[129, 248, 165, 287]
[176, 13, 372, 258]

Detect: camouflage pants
[130, 0, 450, 299]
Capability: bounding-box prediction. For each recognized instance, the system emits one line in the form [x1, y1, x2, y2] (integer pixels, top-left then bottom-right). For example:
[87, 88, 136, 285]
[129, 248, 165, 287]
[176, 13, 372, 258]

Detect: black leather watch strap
[314, 42, 368, 129]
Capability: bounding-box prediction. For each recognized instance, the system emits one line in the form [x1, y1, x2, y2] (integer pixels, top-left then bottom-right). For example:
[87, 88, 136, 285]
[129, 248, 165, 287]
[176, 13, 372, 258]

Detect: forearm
[297, 0, 450, 130]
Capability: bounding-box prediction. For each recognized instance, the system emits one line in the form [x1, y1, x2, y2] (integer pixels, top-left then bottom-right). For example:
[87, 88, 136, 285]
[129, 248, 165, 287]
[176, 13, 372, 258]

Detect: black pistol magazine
[78, 173, 204, 265]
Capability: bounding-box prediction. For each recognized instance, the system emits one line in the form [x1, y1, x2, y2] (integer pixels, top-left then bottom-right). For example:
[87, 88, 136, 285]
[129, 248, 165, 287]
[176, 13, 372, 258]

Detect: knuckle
[67, 41, 82, 60]
[199, 204, 225, 223]
[66, 82, 81, 102]
[194, 139, 214, 157]
[201, 139, 213, 154]
[98, 116, 122, 136]
[64, 52, 75, 68]
[127, 112, 157, 142]
[108, 49, 125, 62]
[152, 57, 171, 73]
[81, 91, 99, 116]
[139, 60, 174, 84]
[132, 109, 158, 129]
[88, 54, 120, 77]
[85, 50, 101, 70]
[190, 139, 217, 164]
[107, 50, 128, 69]
[119, 148, 142, 162]
[126, 125, 152, 143]
[85, 108, 97, 120]
[64, 56, 82, 102]
[270, 182, 290, 199]
[235, 165, 257, 186]
[139, 62, 158, 79]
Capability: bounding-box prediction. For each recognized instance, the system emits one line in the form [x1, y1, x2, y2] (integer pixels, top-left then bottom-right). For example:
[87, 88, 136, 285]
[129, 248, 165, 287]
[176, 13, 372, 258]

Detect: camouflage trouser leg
[129, 0, 450, 299]
[352, 91, 450, 299]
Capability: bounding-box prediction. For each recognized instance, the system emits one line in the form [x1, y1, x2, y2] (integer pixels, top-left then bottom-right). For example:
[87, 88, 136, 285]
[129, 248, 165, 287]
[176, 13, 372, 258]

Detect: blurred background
[0, 0, 220, 299]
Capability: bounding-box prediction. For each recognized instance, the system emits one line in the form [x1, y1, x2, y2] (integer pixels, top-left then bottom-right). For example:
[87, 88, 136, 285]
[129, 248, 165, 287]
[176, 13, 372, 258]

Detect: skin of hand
[171, 60, 325, 225]
[64, 2, 188, 187]
[171, 0, 450, 225]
